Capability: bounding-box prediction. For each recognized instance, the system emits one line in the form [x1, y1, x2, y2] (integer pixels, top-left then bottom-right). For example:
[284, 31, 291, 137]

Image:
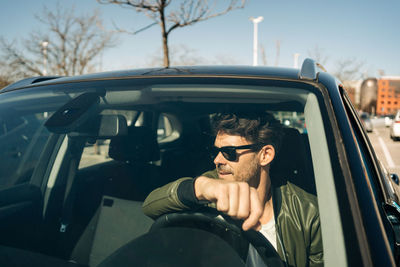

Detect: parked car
[390, 110, 400, 141]
[385, 114, 395, 127]
[360, 112, 374, 132]
[0, 59, 399, 266]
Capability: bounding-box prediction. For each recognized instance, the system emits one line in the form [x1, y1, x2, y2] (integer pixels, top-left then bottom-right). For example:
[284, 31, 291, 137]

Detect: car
[360, 112, 374, 132]
[385, 114, 395, 127]
[0, 58, 399, 266]
[390, 110, 400, 141]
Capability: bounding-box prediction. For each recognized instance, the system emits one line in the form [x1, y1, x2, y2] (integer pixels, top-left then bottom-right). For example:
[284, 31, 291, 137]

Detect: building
[343, 80, 363, 109]
[359, 78, 378, 114]
[376, 77, 400, 115]
[349, 77, 400, 116]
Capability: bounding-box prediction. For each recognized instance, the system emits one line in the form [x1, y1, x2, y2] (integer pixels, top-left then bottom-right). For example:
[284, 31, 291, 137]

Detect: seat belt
[59, 157, 79, 233]
[56, 141, 84, 259]
[59, 137, 85, 233]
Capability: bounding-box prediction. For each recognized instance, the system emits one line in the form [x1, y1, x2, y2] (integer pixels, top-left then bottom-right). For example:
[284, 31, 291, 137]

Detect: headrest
[270, 127, 305, 181]
[108, 126, 160, 162]
[270, 127, 316, 194]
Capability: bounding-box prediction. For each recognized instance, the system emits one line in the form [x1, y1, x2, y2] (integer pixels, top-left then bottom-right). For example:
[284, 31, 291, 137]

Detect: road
[367, 120, 400, 175]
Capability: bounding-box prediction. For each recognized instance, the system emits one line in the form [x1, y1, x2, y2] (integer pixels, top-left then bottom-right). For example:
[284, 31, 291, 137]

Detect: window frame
[338, 83, 396, 265]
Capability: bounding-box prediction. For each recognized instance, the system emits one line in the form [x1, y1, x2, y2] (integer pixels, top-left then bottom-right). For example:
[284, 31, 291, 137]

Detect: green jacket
[142, 170, 323, 267]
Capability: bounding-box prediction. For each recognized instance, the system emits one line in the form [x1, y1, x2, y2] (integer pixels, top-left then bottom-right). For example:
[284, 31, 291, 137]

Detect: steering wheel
[150, 208, 285, 267]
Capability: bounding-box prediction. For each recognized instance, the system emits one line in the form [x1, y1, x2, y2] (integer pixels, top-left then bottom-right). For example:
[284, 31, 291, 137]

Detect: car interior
[0, 82, 325, 266]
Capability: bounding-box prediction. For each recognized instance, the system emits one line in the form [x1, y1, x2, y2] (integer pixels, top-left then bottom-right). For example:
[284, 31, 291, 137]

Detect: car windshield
[0, 77, 336, 266]
[0, 89, 71, 187]
[0, 80, 318, 187]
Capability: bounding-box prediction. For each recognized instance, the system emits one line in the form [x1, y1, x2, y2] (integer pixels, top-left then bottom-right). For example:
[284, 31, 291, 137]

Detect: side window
[342, 89, 383, 199]
[342, 89, 384, 201]
[157, 113, 180, 143]
[78, 111, 181, 169]
[78, 110, 139, 169]
[0, 116, 27, 136]
[341, 88, 400, 255]
[79, 140, 112, 169]
[0, 113, 50, 187]
[275, 111, 307, 133]
[157, 114, 172, 140]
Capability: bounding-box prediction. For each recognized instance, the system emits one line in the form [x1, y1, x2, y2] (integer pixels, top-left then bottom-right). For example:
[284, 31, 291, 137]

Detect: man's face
[213, 131, 260, 183]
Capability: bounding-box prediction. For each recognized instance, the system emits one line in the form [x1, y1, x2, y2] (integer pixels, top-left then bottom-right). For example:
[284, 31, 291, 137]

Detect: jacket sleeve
[142, 169, 218, 219]
[142, 177, 193, 219]
[308, 211, 324, 267]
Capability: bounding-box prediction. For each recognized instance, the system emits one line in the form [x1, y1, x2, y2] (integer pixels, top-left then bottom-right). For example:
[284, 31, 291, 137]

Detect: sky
[0, 0, 399, 77]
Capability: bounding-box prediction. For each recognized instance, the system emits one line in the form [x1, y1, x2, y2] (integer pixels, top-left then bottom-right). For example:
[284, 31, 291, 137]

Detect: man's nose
[214, 152, 227, 165]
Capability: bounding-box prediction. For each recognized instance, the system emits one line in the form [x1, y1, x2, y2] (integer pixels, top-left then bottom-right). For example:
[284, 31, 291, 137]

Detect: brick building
[376, 77, 400, 115]
[355, 77, 400, 116]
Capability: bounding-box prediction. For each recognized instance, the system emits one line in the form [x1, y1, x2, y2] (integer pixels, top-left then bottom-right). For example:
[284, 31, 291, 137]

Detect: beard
[236, 158, 261, 186]
[216, 157, 261, 185]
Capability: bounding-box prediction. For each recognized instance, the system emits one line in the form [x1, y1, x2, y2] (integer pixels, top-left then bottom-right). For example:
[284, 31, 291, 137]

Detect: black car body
[0, 59, 399, 266]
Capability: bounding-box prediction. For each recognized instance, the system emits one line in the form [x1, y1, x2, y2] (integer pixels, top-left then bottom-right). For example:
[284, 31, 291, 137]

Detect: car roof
[0, 58, 332, 93]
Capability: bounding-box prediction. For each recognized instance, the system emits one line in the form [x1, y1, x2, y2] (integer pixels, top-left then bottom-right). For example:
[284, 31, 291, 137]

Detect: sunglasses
[210, 144, 261, 162]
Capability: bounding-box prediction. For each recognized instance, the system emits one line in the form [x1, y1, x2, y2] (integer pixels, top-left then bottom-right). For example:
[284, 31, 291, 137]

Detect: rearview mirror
[68, 115, 128, 138]
[45, 92, 102, 134]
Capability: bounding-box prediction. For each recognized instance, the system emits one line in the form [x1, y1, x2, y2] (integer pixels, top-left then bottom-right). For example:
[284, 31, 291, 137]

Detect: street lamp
[293, 53, 301, 68]
[249, 16, 263, 66]
[41, 41, 49, 75]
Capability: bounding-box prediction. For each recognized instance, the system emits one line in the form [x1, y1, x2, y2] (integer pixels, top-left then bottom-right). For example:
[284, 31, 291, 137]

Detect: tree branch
[0, 4, 116, 79]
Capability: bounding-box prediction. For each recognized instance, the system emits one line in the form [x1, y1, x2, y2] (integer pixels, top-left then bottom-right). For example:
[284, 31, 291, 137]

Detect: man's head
[210, 111, 283, 184]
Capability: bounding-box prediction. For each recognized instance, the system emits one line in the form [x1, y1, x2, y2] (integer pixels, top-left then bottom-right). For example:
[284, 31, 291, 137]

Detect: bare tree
[307, 45, 329, 66]
[0, 4, 115, 80]
[97, 0, 246, 67]
[0, 75, 11, 89]
[334, 58, 364, 82]
[274, 40, 280, 66]
[148, 44, 205, 66]
[260, 44, 267, 66]
[148, 44, 242, 66]
[212, 54, 238, 65]
[307, 46, 364, 82]
[0, 58, 12, 88]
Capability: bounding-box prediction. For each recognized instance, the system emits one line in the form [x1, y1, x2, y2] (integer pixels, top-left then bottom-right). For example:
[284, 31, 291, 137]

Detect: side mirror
[391, 173, 400, 185]
[384, 203, 400, 264]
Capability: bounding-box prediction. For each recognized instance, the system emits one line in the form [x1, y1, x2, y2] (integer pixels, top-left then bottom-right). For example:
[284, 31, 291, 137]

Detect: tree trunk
[162, 32, 170, 67]
[159, 7, 170, 67]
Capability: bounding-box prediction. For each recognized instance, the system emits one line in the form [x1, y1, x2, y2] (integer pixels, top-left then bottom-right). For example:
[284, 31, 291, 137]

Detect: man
[142, 112, 323, 267]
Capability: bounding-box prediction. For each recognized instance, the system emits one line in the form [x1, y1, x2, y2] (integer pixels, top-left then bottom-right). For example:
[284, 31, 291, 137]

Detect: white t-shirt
[259, 217, 277, 250]
[245, 217, 278, 267]
[246, 218, 277, 267]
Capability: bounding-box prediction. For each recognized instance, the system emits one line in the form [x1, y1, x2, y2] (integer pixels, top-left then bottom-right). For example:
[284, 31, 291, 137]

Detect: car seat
[70, 126, 161, 265]
[104, 126, 162, 201]
[270, 127, 316, 195]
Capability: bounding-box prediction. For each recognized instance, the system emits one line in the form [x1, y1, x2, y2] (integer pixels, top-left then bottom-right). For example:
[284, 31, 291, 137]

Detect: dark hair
[212, 111, 283, 153]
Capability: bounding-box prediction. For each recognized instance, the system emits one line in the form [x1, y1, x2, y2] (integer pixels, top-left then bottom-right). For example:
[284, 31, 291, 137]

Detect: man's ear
[259, 145, 275, 166]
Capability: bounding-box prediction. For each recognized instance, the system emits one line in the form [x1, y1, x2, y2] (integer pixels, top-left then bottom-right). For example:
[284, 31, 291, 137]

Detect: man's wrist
[194, 176, 209, 200]
[177, 178, 203, 208]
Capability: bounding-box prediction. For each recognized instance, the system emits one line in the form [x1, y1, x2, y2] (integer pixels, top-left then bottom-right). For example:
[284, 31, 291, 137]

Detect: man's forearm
[142, 177, 204, 219]
[142, 170, 219, 219]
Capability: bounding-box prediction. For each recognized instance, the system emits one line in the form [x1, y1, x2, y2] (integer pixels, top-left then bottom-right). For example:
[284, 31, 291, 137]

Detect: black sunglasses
[210, 144, 261, 162]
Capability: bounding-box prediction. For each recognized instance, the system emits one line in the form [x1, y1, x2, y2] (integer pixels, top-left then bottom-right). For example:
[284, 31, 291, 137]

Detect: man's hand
[194, 176, 263, 231]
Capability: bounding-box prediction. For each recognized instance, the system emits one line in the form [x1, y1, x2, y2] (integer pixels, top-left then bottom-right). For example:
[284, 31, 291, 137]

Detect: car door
[341, 86, 399, 265]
